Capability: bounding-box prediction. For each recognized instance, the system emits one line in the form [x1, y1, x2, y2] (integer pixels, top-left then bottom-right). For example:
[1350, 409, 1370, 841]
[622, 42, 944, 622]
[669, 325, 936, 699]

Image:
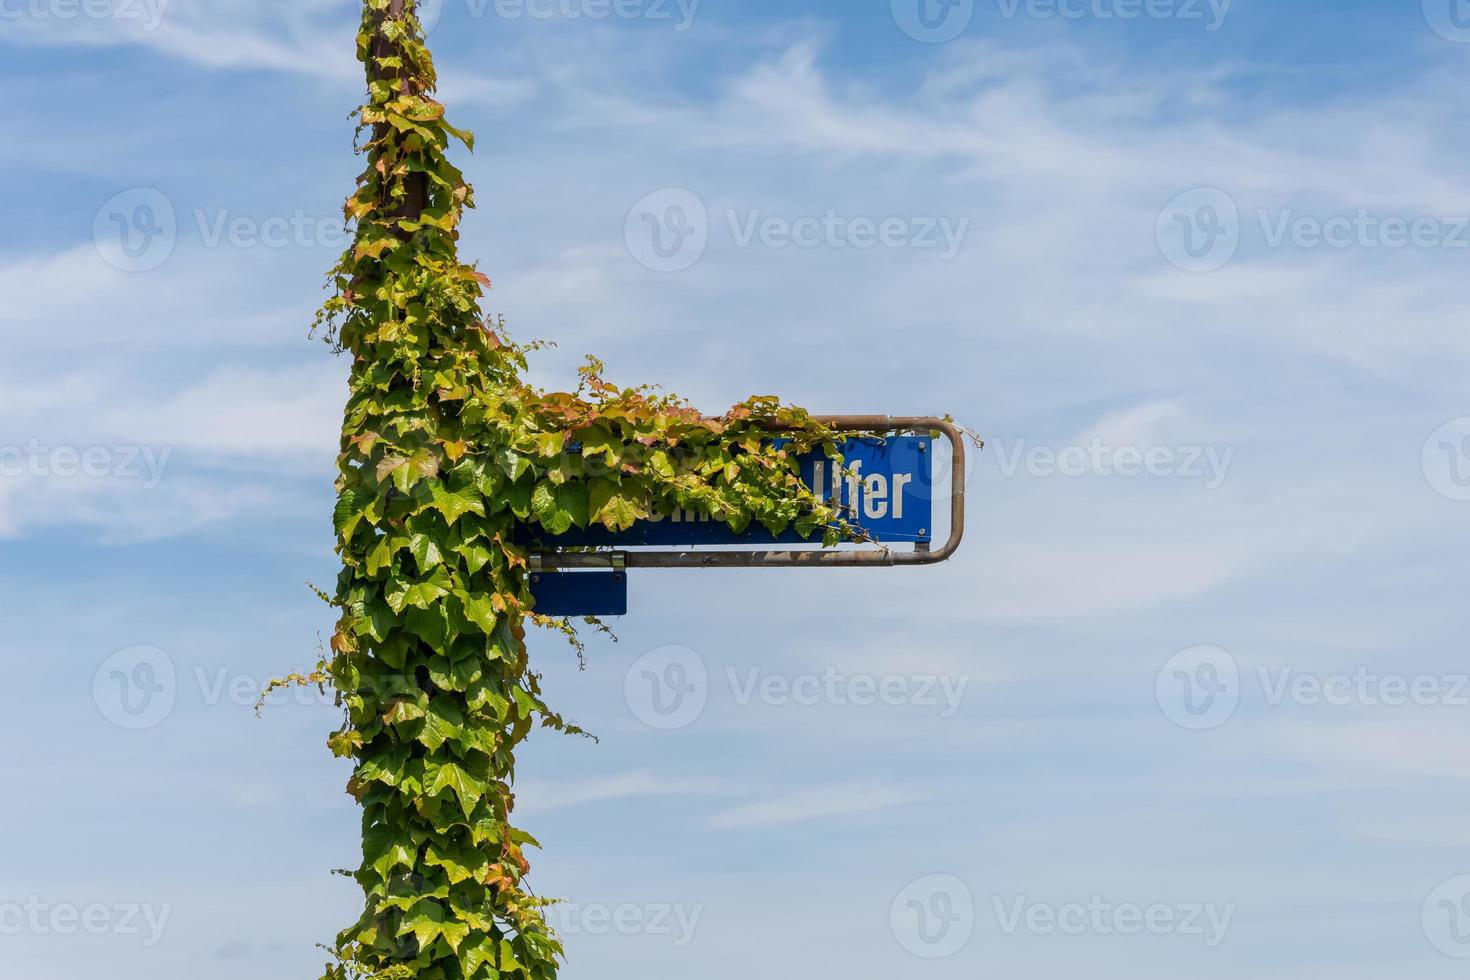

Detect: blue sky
[5, 0, 1470, 977]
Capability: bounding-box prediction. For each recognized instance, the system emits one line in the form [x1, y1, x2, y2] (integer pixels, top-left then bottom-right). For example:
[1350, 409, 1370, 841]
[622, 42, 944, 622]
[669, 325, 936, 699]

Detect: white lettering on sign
[644, 507, 713, 524]
[812, 461, 909, 522]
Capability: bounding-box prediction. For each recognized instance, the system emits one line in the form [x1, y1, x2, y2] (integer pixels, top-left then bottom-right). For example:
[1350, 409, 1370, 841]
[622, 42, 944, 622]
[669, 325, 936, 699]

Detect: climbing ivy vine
[309, 2, 853, 977]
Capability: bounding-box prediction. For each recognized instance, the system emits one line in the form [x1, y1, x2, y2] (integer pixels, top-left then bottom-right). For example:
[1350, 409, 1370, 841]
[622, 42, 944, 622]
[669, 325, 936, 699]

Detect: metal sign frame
[534, 416, 966, 571]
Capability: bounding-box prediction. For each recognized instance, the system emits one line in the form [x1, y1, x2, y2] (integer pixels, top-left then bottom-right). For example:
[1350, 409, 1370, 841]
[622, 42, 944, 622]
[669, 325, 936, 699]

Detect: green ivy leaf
[457, 591, 498, 635]
[418, 698, 465, 751]
[386, 567, 453, 614]
[409, 532, 444, 570]
[531, 479, 588, 535]
[334, 487, 379, 542]
[426, 760, 486, 817]
[364, 827, 417, 879]
[428, 481, 484, 526]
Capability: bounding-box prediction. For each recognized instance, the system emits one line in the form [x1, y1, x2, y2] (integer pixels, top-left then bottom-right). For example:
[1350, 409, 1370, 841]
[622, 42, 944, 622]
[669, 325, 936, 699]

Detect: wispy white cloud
[0, 360, 342, 540]
[518, 771, 736, 814]
[97, 363, 345, 463]
[1269, 715, 1470, 784]
[1, 0, 359, 78]
[0, 246, 311, 353]
[708, 781, 915, 829]
[469, 34, 1470, 388]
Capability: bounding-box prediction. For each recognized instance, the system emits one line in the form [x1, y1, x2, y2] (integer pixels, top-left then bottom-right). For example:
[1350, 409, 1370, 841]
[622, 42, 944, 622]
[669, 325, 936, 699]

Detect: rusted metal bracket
[537, 415, 968, 570]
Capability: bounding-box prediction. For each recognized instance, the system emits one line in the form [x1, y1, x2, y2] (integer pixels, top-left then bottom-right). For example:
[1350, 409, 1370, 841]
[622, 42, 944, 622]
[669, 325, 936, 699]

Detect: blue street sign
[529, 572, 628, 617]
[536, 436, 934, 549]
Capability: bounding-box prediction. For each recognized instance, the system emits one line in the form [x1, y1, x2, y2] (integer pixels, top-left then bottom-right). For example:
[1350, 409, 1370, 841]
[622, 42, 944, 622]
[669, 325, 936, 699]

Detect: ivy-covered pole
[312, 2, 850, 978]
[318, 2, 569, 976]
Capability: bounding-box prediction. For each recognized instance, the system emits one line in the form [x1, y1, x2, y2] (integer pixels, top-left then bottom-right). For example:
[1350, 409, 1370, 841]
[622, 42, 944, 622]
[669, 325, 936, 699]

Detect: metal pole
[371, 0, 429, 226]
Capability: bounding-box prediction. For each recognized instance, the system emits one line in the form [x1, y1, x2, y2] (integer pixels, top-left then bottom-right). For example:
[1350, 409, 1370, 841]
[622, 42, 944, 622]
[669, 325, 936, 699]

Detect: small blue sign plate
[536, 436, 933, 548]
[529, 572, 628, 617]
